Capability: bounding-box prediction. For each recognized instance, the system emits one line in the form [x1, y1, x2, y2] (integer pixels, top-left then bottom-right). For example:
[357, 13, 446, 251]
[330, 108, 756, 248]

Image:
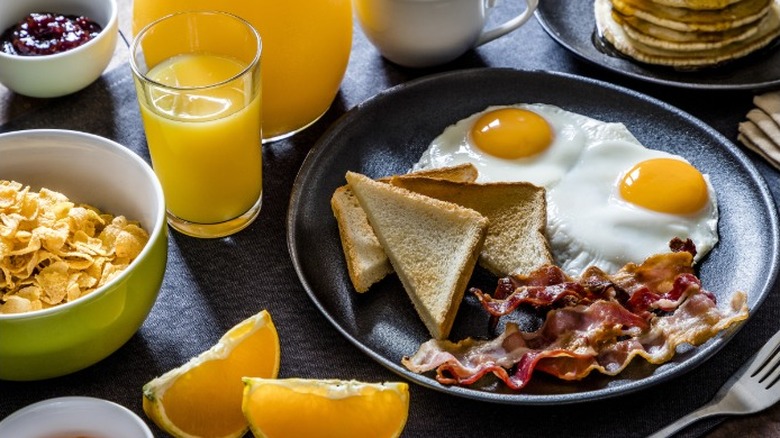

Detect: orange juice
[132, 0, 352, 141]
[138, 53, 262, 224]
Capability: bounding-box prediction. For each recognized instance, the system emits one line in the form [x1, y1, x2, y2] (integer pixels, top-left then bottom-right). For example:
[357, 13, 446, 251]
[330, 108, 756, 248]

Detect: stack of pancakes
[594, 0, 780, 68]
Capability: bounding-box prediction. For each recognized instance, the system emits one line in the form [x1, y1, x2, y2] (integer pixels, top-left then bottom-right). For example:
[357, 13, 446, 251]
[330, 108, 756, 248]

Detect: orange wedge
[142, 310, 280, 438]
[242, 378, 410, 438]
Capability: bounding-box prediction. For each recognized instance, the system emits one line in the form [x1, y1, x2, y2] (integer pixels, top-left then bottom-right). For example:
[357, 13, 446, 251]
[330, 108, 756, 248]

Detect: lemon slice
[242, 378, 410, 438]
[142, 310, 280, 438]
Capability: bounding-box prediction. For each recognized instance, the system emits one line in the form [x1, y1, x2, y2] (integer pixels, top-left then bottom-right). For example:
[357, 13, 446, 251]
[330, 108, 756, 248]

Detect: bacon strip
[536, 291, 747, 380]
[403, 290, 747, 390]
[474, 250, 700, 321]
[402, 247, 750, 391]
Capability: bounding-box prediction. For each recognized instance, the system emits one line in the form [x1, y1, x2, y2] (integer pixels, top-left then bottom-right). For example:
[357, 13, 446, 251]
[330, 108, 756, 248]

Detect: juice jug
[132, 0, 353, 141]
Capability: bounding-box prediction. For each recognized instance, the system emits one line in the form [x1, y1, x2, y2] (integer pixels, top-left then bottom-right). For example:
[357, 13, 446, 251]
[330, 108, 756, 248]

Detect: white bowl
[0, 397, 153, 438]
[0, 0, 118, 97]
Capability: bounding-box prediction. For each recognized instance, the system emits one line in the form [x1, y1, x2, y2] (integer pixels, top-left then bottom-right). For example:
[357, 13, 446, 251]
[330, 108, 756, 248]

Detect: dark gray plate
[535, 0, 780, 90]
[287, 68, 779, 404]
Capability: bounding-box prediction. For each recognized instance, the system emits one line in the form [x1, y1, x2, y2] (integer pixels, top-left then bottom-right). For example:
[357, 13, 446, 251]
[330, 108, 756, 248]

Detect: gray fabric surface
[2, 11, 779, 438]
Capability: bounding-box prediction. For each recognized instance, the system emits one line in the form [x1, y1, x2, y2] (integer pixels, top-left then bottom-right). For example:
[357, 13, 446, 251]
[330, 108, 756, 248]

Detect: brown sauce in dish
[0, 12, 102, 56]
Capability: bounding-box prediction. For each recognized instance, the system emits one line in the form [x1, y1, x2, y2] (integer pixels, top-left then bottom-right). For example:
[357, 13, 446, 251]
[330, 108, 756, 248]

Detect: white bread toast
[331, 186, 393, 293]
[345, 171, 488, 340]
[331, 164, 478, 292]
[390, 177, 553, 276]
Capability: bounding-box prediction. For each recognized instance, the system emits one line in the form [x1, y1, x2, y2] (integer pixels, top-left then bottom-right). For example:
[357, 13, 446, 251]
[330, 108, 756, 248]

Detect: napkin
[738, 90, 780, 170]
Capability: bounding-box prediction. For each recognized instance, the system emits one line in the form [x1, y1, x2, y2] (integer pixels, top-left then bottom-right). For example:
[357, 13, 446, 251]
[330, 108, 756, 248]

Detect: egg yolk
[620, 158, 709, 215]
[470, 108, 554, 159]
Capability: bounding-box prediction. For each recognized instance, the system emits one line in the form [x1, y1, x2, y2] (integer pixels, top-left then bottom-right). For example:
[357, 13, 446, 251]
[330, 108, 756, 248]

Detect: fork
[649, 328, 780, 438]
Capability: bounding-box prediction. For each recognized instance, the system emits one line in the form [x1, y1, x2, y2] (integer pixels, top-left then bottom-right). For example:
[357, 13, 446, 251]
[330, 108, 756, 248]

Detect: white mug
[355, 0, 539, 68]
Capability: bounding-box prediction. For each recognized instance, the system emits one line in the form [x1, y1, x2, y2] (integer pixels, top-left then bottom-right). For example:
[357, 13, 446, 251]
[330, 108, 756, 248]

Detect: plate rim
[533, 2, 780, 91]
[287, 67, 780, 405]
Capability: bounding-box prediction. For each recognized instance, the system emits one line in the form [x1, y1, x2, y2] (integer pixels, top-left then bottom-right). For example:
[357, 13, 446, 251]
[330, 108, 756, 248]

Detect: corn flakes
[0, 180, 150, 314]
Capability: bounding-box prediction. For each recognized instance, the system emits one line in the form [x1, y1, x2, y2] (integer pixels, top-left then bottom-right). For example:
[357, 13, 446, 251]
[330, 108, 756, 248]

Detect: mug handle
[475, 0, 539, 47]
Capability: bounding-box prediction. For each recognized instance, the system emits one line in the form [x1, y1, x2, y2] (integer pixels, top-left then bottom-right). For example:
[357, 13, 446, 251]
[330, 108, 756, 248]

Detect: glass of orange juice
[132, 0, 352, 142]
[130, 11, 263, 238]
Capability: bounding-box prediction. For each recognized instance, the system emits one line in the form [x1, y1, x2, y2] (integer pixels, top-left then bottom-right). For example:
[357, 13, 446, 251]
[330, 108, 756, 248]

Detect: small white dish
[0, 396, 153, 438]
[0, 0, 118, 97]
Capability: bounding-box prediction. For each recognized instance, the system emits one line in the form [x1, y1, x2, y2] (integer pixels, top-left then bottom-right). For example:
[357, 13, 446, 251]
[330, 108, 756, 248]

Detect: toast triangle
[345, 171, 488, 339]
[390, 177, 553, 276]
[331, 163, 478, 292]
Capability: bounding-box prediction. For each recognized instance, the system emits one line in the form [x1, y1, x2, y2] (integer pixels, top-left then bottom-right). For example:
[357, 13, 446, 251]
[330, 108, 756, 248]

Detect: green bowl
[0, 129, 167, 381]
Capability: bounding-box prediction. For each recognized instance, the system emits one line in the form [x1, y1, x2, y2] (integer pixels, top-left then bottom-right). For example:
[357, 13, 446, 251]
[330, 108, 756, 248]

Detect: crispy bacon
[669, 236, 697, 258]
[403, 290, 747, 390]
[402, 244, 749, 391]
[474, 250, 700, 322]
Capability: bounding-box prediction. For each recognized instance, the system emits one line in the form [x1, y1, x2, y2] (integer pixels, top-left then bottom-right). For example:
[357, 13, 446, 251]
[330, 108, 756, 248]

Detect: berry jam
[1, 12, 102, 56]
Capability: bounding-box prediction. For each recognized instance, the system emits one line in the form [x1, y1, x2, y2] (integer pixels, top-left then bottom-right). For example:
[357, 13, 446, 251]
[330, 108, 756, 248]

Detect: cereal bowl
[0, 0, 118, 97]
[0, 129, 167, 381]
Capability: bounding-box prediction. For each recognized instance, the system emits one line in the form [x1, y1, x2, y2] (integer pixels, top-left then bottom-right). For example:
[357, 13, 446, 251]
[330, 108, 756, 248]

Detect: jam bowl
[0, 0, 118, 98]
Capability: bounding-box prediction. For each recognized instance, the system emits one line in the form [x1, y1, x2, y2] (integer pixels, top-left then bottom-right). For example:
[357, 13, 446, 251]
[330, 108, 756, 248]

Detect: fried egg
[547, 138, 718, 275]
[414, 103, 719, 276]
[414, 103, 633, 187]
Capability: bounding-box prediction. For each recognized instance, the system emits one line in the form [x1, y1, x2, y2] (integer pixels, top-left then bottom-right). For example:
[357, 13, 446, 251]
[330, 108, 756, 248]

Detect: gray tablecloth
[2, 8, 779, 438]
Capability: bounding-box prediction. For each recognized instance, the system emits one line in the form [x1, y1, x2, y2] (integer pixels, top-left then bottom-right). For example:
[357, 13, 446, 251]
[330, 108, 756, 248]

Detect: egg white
[413, 103, 626, 188]
[546, 138, 719, 276]
[414, 103, 719, 276]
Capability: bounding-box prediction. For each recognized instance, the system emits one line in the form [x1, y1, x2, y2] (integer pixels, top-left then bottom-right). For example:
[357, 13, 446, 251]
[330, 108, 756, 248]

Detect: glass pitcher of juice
[132, 0, 352, 141]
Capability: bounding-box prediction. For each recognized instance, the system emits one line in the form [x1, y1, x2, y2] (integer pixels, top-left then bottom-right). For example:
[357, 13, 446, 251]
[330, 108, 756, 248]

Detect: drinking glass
[130, 11, 263, 238]
[131, 0, 353, 142]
